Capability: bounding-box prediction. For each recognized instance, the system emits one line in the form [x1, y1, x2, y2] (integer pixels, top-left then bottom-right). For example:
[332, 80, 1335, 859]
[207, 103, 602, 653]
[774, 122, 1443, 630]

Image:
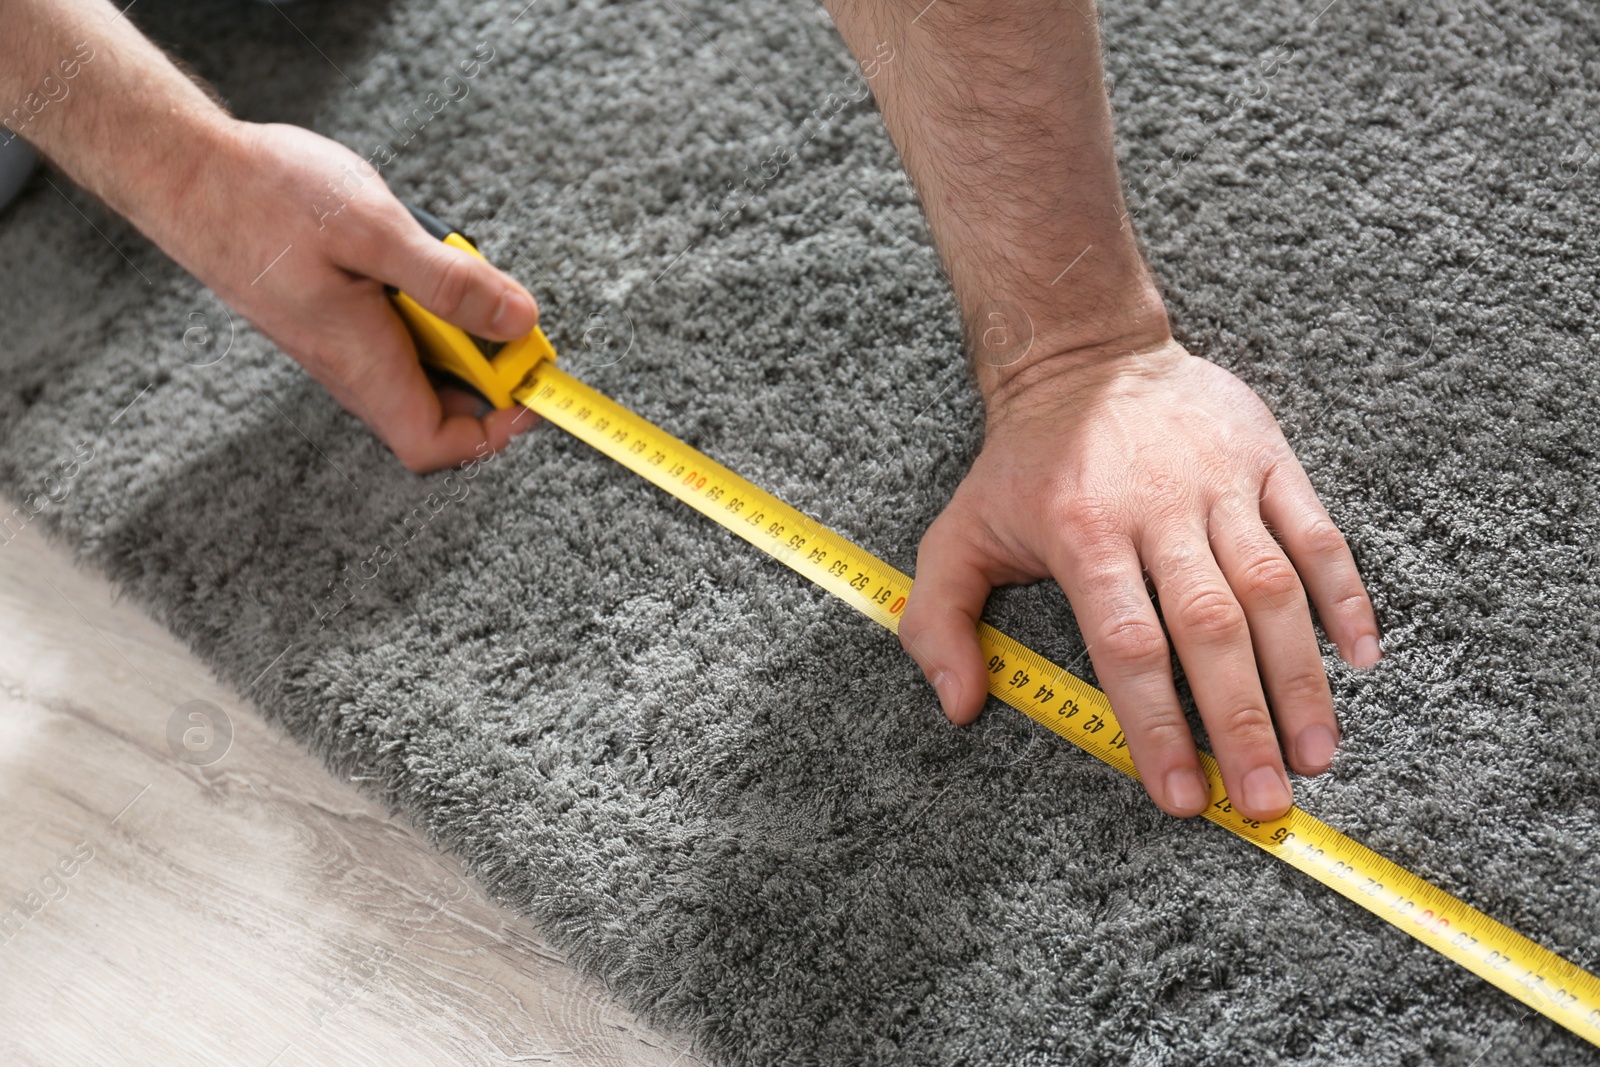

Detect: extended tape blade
[516, 363, 1600, 1048]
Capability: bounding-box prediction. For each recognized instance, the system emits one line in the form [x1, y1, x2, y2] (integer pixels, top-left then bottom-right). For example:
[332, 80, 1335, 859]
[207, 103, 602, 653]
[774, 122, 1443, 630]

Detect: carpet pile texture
[2, 0, 1597, 1062]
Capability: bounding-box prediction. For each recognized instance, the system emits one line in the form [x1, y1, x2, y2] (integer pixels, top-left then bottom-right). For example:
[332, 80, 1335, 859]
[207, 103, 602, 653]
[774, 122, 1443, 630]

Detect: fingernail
[1241, 765, 1292, 817]
[491, 290, 538, 335]
[1165, 768, 1210, 815]
[509, 409, 538, 436]
[1297, 724, 1339, 772]
[930, 670, 961, 718]
[1352, 634, 1383, 669]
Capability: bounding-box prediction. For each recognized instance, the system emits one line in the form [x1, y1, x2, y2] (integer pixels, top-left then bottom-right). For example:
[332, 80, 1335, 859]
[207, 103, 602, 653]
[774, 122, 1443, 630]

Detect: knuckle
[1060, 494, 1125, 542]
[897, 614, 931, 657]
[335, 198, 403, 265]
[1239, 553, 1302, 606]
[1302, 518, 1350, 558]
[917, 508, 970, 557]
[427, 253, 475, 319]
[1134, 709, 1194, 751]
[1229, 441, 1280, 482]
[1329, 588, 1372, 615]
[391, 441, 435, 474]
[1148, 541, 1203, 585]
[1217, 703, 1276, 745]
[1138, 469, 1198, 522]
[1096, 614, 1168, 666]
[338, 213, 386, 265]
[919, 495, 989, 553]
[1146, 500, 1192, 535]
[1173, 587, 1248, 639]
[899, 591, 950, 654]
[1273, 665, 1330, 707]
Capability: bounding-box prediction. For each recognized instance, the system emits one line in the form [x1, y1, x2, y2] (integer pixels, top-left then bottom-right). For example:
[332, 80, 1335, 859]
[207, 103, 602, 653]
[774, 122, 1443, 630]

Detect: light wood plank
[0, 499, 704, 1067]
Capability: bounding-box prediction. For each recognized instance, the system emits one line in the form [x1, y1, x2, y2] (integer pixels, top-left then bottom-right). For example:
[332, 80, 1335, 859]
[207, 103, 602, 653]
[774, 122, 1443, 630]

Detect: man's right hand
[149, 120, 542, 472]
[3, 0, 541, 472]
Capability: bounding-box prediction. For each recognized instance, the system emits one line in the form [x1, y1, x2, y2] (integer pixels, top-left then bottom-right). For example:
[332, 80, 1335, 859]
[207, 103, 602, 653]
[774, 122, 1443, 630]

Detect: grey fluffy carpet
[2, 0, 1598, 1062]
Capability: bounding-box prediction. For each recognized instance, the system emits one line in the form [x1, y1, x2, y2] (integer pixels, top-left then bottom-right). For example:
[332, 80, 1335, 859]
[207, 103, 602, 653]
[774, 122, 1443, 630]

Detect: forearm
[823, 0, 1168, 396]
[0, 0, 230, 227]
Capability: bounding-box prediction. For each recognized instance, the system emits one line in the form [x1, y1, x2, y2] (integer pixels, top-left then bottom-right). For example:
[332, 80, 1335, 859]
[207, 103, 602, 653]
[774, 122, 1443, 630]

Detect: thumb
[354, 203, 540, 342]
[899, 513, 996, 725]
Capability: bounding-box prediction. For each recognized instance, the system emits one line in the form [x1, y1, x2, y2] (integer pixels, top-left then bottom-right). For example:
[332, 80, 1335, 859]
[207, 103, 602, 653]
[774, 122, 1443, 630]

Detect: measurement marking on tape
[517, 364, 1600, 1048]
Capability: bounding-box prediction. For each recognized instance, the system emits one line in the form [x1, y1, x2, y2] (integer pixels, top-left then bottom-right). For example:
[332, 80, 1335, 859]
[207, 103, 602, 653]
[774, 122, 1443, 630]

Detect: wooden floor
[0, 502, 704, 1067]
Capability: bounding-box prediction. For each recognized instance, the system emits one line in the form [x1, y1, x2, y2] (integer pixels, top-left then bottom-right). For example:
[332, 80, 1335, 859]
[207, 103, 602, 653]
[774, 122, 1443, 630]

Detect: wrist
[24, 9, 238, 233]
[971, 267, 1173, 401]
[116, 108, 240, 238]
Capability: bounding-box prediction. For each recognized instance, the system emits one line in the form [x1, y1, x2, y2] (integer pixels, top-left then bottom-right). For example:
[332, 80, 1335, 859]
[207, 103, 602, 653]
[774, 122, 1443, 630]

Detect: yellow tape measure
[393, 216, 1600, 1048]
